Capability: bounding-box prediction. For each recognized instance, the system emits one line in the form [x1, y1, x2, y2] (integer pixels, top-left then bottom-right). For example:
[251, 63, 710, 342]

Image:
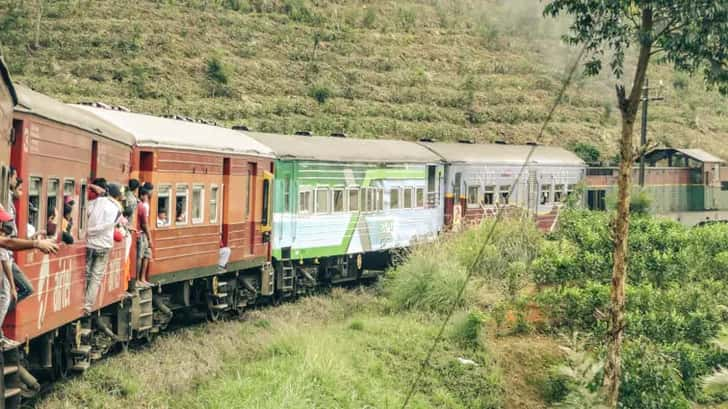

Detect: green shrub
[308, 83, 332, 104]
[383, 242, 473, 314]
[450, 310, 485, 348]
[361, 7, 376, 28]
[568, 142, 601, 163]
[206, 56, 229, 85]
[532, 239, 579, 286]
[619, 339, 691, 409]
[348, 320, 364, 331]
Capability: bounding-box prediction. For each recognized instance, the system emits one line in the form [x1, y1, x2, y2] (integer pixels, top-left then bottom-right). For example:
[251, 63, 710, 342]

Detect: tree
[543, 1, 727, 407]
[568, 142, 601, 163]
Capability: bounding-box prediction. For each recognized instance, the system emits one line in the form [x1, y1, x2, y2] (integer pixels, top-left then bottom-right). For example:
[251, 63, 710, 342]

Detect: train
[1, 55, 727, 408]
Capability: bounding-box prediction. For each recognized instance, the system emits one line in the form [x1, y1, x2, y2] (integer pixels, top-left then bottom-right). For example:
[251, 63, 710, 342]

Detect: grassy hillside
[1, 0, 727, 159]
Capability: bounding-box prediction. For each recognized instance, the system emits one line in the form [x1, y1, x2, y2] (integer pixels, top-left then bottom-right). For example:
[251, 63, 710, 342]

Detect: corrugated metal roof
[248, 132, 442, 163]
[15, 85, 135, 145]
[420, 142, 585, 166]
[76, 106, 275, 157]
[672, 148, 725, 164]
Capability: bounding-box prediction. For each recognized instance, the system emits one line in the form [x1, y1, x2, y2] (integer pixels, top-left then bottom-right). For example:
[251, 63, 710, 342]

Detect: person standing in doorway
[84, 178, 120, 316]
[6, 168, 33, 304]
[136, 187, 153, 286]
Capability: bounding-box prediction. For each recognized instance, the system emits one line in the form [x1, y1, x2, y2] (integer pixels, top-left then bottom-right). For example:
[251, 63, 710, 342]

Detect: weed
[348, 319, 364, 331]
[308, 83, 332, 104]
[450, 310, 485, 348]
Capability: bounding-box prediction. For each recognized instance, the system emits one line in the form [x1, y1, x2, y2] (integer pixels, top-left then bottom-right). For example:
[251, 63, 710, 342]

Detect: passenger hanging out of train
[6, 168, 34, 303]
[0, 208, 58, 342]
[124, 179, 140, 218]
[136, 187, 153, 286]
[84, 178, 121, 316]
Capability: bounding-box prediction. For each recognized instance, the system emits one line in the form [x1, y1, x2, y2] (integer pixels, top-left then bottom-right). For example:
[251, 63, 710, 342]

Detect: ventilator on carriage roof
[75, 105, 274, 157]
[14, 85, 135, 146]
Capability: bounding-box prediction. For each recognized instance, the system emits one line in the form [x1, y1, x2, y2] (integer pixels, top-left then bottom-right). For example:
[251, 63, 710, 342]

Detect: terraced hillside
[1, 0, 727, 159]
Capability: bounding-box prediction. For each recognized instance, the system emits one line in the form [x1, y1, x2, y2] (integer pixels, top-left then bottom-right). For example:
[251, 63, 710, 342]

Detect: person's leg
[84, 248, 110, 313]
[0, 275, 10, 338]
[12, 262, 33, 303]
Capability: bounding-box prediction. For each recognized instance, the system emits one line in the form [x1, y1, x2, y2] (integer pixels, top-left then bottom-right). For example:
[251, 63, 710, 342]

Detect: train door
[247, 162, 257, 254]
[221, 158, 231, 246]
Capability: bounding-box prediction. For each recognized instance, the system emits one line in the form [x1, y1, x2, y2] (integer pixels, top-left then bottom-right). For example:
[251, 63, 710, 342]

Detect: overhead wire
[400, 43, 589, 408]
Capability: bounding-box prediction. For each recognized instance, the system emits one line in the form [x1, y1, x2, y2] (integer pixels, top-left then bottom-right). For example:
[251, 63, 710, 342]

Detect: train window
[347, 188, 359, 212]
[483, 185, 495, 205]
[315, 187, 331, 214]
[47, 179, 60, 238]
[467, 186, 480, 207]
[210, 185, 219, 223]
[540, 184, 551, 205]
[416, 187, 424, 208]
[554, 184, 564, 202]
[722, 182, 728, 191]
[390, 188, 400, 209]
[453, 172, 462, 198]
[175, 184, 189, 225]
[364, 188, 374, 212]
[567, 184, 576, 197]
[192, 184, 204, 224]
[282, 177, 291, 213]
[403, 187, 413, 209]
[299, 188, 312, 214]
[157, 185, 171, 227]
[499, 185, 510, 204]
[377, 188, 384, 211]
[28, 177, 42, 235]
[333, 188, 345, 213]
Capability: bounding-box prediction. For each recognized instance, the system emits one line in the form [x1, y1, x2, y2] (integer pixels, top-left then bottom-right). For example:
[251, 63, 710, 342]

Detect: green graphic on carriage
[271, 160, 432, 260]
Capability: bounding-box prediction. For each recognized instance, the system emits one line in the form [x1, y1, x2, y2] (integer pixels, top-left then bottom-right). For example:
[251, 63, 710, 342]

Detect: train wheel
[206, 297, 224, 322]
[51, 334, 72, 380]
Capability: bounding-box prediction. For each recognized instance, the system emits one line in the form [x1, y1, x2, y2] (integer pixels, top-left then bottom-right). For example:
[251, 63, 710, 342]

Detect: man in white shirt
[84, 178, 120, 315]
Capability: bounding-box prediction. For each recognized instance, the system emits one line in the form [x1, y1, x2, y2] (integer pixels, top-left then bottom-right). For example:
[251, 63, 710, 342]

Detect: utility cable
[400, 44, 588, 408]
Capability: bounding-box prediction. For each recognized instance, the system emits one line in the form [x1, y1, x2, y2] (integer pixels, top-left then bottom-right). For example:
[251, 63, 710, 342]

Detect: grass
[36, 288, 504, 409]
[0, 0, 726, 158]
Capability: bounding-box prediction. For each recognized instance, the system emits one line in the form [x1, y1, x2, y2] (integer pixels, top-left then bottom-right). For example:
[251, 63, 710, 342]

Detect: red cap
[0, 209, 12, 223]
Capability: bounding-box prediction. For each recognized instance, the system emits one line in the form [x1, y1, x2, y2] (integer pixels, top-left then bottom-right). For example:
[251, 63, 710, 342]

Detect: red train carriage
[78, 106, 275, 319]
[0, 58, 15, 208]
[7, 86, 135, 379]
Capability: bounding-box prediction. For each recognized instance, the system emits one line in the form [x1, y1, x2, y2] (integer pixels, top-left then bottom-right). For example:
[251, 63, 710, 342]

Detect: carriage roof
[248, 132, 442, 164]
[14, 86, 135, 146]
[0, 57, 16, 106]
[420, 142, 585, 167]
[76, 106, 275, 158]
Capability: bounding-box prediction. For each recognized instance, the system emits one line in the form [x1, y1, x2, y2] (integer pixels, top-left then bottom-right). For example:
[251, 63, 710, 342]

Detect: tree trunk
[603, 7, 654, 407]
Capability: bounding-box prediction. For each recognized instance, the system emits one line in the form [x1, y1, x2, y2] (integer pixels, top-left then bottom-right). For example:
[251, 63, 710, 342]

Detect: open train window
[47, 179, 60, 238]
[554, 184, 564, 202]
[364, 188, 374, 212]
[467, 186, 480, 207]
[191, 184, 204, 224]
[499, 185, 510, 204]
[404, 187, 413, 209]
[333, 188, 345, 213]
[175, 184, 188, 225]
[210, 185, 219, 223]
[416, 187, 424, 208]
[347, 187, 359, 212]
[299, 187, 312, 214]
[157, 185, 171, 227]
[390, 188, 401, 209]
[453, 172, 462, 198]
[28, 177, 42, 236]
[377, 188, 384, 211]
[540, 184, 551, 205]
[315, 187, 331, 214]
[484, 185, 495, 205]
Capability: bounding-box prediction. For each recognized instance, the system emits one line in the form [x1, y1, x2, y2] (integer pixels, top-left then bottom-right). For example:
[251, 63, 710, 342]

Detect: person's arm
[0, 237, 57, 253]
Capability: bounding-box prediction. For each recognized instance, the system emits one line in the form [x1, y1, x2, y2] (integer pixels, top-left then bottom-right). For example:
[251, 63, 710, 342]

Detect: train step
[71, 345, 92, 356]
[213, 292, 228, 298]
[4, 387, 20, 399]
[71, 361, 90, 372]
[79, 328, 92, 338]
[139, 312, 153, 318]
[210, 303, 228, 311]
[3, 365, 18, 376]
